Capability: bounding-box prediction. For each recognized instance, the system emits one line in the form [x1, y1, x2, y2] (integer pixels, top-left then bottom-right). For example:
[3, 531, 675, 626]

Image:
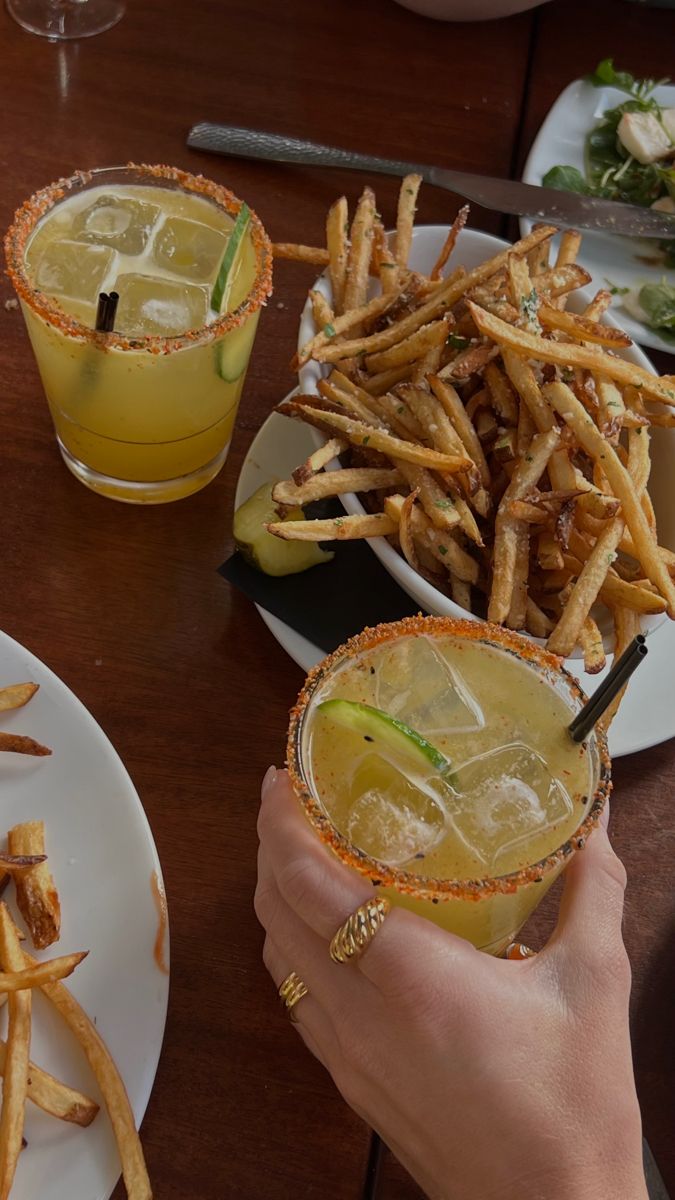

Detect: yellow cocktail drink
[288, 617, 610, 955]
[5, 165, 272, 503]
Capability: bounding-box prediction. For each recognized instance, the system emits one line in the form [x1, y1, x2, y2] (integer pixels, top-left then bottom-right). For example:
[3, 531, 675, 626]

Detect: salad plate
[522, 66, 675, 355]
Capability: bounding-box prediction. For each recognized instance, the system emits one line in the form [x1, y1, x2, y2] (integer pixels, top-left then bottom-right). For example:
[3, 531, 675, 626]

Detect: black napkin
[219, 533, 418, 655]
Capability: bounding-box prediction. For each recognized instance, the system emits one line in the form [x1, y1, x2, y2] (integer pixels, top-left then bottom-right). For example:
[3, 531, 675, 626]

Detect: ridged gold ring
[330, 896, 391, 964]
[505, 942, 537, 961]
[278, 971, 308, 1021]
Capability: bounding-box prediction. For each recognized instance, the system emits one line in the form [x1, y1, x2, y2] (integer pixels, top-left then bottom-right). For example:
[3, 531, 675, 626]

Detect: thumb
[549, 817, 629, 978]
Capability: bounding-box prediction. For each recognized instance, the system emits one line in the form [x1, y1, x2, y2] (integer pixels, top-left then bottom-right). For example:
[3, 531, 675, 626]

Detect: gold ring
[278, 971, 308, 1021]
[505, 942, 537, 961]
[330, 896, 391, 964]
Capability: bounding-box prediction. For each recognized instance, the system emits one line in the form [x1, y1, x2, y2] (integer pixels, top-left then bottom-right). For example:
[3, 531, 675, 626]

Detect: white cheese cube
[617, 111, 672, 164]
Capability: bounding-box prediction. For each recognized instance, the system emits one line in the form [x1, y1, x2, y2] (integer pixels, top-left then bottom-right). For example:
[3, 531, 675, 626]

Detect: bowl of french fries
[269, 177, 675, 682]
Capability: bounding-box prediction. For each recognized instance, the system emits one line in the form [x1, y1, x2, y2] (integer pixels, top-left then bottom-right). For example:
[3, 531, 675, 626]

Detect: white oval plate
[0, 630, 168, 1200]
[296, 224, 674, 657]
[522, 77, 675, 356]
[236, 407, 675, 759]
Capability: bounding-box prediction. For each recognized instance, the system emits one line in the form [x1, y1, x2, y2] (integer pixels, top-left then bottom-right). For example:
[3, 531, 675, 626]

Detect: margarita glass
[288, 616, 611, 956]
[5, 165, 272, 503]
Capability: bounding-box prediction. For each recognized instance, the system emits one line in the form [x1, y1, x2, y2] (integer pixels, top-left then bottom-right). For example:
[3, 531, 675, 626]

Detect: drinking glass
[288, 616, 611, 956]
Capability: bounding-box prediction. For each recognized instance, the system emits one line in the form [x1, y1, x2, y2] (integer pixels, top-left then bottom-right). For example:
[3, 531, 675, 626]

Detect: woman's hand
[255, 767, 647, 1200]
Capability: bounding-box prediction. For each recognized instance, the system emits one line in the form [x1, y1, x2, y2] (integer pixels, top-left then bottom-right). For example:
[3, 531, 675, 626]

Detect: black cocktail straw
[568, 635, 648, 743]
[95, 292, 110, 331]
[95, 291, 119, 333]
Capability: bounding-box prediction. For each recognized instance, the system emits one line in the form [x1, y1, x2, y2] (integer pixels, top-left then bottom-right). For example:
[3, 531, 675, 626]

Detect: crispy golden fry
[372, 221, 399, 293]
[395, 175, 422, 267]
[537, 530, 565, 572]
[484, 361, 519, 425]
[547, 518, 625, 658]
[267, 512, 397, 541]
[360, 364, 413, 395]
[24, 948, 153, 1200]
[583, 289, 613, 321]
[272, 242, 329, 265]
[488, 428, 560, 623]
[343, 186, 376, 316]
[0, 952, 86, 992]
[430, 204, 469, 280]
[506, 524, 530, 630]
[0, 905, 30, 1199]
[507, 253, 534, 312]
[374, 394, 426, 441]
[579, 615, 607, 674]
[537, 304, 632, 348]
[0, 1038, 98, 1126]
[429, 376, 491, 489]
[384, 494, 479, 582]
[394, 462, 461, 534]
[291, 438, 347, 486]
[450, 574, 472, 611]
[525, 597, 555, 638]
[411, 340, 444, 385]
[317, 377, 385, 426]
[599, 607, 642, 731]
[437, 342, 498, 381]
[533, 263, 592, 298]
[595, 378, 625, 440]
[544, 381, 675, 615]
[527, 225, 551, 275]
[294, 404, 472, 472]
[469, 302, 675, 408]
[272, 467, 402, 507]
[508, 499, 549, 524]
[365, 318, 449, 373]
[0, 684, 38, 712]
[9, 820, 60, 949]
[309, 288, 334, 335]
[326, 195, 349, 313]
[297, 291, 395, 367]
[577, 489, 621, 520]
[556, 229, 582, 269]
[0, 733, 51, 756]
[0, 853, 47, 873]
[397, 489, 423, 575]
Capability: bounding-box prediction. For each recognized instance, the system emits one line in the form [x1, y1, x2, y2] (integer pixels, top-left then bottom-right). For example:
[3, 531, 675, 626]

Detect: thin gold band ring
[278, 971, 308, 1021]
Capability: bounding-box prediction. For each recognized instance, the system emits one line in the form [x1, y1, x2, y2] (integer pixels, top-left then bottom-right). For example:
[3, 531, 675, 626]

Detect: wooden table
[1, 1, 674, 1196]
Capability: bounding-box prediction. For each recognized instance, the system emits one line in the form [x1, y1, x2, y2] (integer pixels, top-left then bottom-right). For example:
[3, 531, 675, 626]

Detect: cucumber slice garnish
[216, 312, 258, 383]
[234, 481, 334, 577]
[211, 202, 250, 314]
[317, 699, 455, 785]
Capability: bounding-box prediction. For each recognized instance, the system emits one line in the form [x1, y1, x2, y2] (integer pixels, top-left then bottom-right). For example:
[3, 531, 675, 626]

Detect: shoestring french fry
[0, 906, 30, 1200]
[0, 685, 38, 713]
[8, 821, 60, 949]
[0, 1038, 98, 1126]
[270, 178, 674, 707]
[272, 242, 329, 265]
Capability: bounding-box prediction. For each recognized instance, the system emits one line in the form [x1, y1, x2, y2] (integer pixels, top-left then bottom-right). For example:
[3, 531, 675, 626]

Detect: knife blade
[644, 1137, 671, 1200]
[187, 122, 675, 240]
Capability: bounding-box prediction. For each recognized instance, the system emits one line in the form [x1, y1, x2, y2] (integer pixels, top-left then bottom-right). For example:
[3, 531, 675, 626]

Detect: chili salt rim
[287, 614, 612, 903]
[4, 163, 273, 354]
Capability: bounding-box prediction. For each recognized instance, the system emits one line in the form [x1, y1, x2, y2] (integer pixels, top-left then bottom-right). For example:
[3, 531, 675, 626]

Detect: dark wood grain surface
[0, 1, 673, 1197]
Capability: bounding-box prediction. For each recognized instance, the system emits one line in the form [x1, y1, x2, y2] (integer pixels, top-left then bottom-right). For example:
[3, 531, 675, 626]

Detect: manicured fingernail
[600, 800, 610, 830]
[262, 765, 278, 797]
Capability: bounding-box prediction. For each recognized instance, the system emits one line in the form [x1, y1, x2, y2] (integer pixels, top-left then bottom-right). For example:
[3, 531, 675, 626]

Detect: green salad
[544, 58, 675, 345]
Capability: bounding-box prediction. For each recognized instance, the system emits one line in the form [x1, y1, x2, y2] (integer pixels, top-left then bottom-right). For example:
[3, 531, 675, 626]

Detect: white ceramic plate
[296, 224, 675, 655]
[522, 78, 675, 356]
[0, 630, 168, 1200]
[236, 408, 675, 759]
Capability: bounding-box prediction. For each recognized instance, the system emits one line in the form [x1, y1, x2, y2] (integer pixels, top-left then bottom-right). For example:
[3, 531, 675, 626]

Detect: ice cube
[451, 744, 573, 870]
[152, 217, 227, 282]
[375, 636, 484, 736]
[72, 195, 160, 255]
[113, 273, 209, 336]
[346, 755, 447, 867]
[34, 239, 115, 303]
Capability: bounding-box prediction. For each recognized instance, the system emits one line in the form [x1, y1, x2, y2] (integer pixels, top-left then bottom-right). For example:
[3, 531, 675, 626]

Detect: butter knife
[187, 122, 675, 240]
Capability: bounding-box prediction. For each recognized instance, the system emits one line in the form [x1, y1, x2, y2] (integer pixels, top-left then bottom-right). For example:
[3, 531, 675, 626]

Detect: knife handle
[187, 123, 431, 183]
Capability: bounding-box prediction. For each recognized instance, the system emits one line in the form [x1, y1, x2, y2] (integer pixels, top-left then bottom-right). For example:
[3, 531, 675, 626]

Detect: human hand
[255, 767, 647, 1200]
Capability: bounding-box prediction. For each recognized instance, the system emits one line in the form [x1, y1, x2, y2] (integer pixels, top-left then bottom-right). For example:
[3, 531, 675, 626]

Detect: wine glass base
[6, 0, 125, 39]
